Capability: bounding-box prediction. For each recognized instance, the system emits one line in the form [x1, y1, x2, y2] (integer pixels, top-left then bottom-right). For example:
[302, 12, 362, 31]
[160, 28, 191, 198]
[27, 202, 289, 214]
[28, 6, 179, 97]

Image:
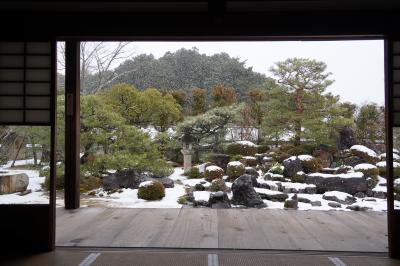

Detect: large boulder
[231, 174, 266, 208]
[0, 172, 29, 194]
[103, 169, 174, 190]
[208, 154, 231, 171]
[337, 127, 356, 150]
[282, 156, 303, 178]
[305, 172, 367, 195]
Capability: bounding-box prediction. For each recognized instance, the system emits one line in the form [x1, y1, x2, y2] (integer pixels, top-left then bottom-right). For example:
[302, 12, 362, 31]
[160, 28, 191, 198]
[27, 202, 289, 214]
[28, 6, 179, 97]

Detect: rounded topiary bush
[354, 163, 379, 177]
[301, 158, 323, 173]
[210, 178, 229, 192]
[269, 163, 284, 175]
[226, 161, 245, 181]
[138, 181, 165, 200]
[226, 141, 257, 156]
[184, 167, 202, 179]
[204, 165, 224, 181]
[376, 161, 400, 178]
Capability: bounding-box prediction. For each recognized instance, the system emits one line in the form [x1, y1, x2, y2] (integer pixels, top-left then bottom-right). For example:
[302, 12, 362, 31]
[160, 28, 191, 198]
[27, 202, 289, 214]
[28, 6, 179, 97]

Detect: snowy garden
[0, 52, 396, 213]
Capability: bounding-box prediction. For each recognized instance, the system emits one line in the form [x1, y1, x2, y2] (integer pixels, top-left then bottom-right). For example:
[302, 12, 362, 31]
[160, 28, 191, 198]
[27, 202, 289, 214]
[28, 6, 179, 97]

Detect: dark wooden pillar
[64, 41, 80, 209]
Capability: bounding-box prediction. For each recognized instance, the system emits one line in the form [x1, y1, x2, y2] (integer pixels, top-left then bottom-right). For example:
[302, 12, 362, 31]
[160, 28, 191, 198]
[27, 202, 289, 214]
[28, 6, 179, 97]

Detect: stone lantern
[181, 132, 195, 171]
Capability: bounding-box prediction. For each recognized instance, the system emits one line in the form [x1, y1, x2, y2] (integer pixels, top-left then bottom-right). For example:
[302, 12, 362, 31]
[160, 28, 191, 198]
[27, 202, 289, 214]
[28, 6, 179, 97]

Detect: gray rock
[298, 197, 311, 203]
[284, 195, 298, 209]
[354, 192, 365, 198]
[322, 193, 357, 205]
[245, 167, 259, 177]
[328, 202, 341, 208]
[311, 201, 322, 206]
[346, 205, 371, 211]
[305, 173, 367, 195]
[209, 191, 231, 208]
[103, 169, 174, 190]
[283, 157, 303, 178]
[231, 174, 266, 208]
[0, 172, 29, 194]
[373, 191, 387, 199]
[257, 191, 288, 202]
[194, 183, 206, 191]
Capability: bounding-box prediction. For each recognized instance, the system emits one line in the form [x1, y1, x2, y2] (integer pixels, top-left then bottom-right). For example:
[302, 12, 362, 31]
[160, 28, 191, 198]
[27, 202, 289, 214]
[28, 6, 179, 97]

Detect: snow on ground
[193, 191, 211, 202]
[255, 187, 283, 195]
[376, 161, 400, 168]
[372, 176, 387, 193]
[181, 178, 210, 188]
[0, 167, 48, 205]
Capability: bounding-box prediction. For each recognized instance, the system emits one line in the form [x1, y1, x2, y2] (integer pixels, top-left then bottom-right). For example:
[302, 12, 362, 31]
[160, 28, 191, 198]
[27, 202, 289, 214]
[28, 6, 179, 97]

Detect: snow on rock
[193, 191, 210, 202]
[235, 140, 257, 147]
[283, 156, 297, 163]
[372, 176, 387, 193]
[323, 191, 354, 202]
[298, 155, 313, 161]
[350, 145, 378, 158]
[139, 181, 155, 188]
[307, 172, 364, 179]
[242, 156, 256, 160]
[181, 178, 210, 188]
[228, 161, 244, 167]
[280, 182, 316, 190]
[254, 187, 283, 195]
[354, 163, 377, 170]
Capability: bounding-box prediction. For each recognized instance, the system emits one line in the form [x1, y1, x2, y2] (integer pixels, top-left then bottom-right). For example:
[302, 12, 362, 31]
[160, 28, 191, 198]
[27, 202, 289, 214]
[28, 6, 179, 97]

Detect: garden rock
[337, 126, 356, 150]
[298, 197, 311, 203]
[346, 205, 371, 211]
[231, 174, 266, 208]
[284, 194, 298, 209]
[0, 172, 29, 194]
[256, 189, 288, 202]
[305, 172, 367, 195]
[313, 145, 333, 168]
[354, 192, 365, 198]
[350, 145, 380, 164]
[245, 167, 259, 178]
[342, 156, 366, 167]
[283, 157, 303, 178]
[194, 183, 206, 191]
[328, 202, 341, 208]
[209, 191, 231, 208]
[311, 201, 322, 206]
[322, 191, 356, 204]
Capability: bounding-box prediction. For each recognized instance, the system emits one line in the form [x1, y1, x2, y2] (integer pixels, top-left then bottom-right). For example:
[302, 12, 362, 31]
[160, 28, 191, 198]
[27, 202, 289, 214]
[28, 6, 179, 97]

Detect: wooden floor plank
[56, 208, 387, 252]
[162, 208, 219, 248]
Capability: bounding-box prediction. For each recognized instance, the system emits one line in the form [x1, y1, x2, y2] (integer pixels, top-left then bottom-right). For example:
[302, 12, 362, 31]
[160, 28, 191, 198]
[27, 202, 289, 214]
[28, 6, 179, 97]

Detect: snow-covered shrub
[269, 163, 284, 175]
[350, 145, 379, 164]
[291, 171, 306, 183]
[376, 161, 400, 178]
[184, 167, 202, 179]
[81, 176, 103, 193]
[240, 156, 257, 167]
[271, 150, 291, 163]
[226, 161, 245, 180]
[204, 165, 224, 181]
[301, 157, 322, 173]
[210, 178, 229, 192]
[138, 181, 165, 200]
[226, 141, 257, 156]
[354, 163, 379, 177]
[257, 144, 270, 153]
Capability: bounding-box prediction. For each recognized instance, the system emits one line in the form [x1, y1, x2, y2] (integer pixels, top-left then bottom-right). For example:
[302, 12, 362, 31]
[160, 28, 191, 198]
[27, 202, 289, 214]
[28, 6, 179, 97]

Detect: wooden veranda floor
[56, 208, 388, 252]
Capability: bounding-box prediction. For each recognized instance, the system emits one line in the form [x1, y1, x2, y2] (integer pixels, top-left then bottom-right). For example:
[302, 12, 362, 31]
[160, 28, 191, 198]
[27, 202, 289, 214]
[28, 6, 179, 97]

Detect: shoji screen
[0, 42, 53, 124]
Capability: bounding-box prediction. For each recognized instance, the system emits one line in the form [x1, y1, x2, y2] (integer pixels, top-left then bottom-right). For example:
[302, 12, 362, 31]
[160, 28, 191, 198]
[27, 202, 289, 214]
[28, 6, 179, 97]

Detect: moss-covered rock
[226, 161, 245, 181]
[137, 181, 165, 200]
[204, 165, 224, 181]
[226, 141, 257, 156]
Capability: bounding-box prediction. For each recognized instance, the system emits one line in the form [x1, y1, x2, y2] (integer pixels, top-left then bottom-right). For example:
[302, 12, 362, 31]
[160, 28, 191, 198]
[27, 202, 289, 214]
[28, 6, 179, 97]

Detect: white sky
[83, 40, 384, 105]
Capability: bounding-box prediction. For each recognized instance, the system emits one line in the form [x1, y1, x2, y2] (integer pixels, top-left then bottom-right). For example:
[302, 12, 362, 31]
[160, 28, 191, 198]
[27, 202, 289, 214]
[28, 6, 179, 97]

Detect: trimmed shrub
[226, 161, 245, 181]
[226, 141, 257, 156]
[269, 163, 284, 175]
[377, 161, 400, 178]
[230, 154, 243, 161]
[301, 158, 323, 173]
[271, 151, 291, 163]
[257, 144, 270, 153]
[138, 181, 165, 200]
[204, 165, 224, 181]
[240, 156, 257, 167]
[80, 176, 103, 193]
[184, 167, 202, 179]
[354, 164, 379, 177]
[177, 195, 188, 205]
[210, 178, 229, 192]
